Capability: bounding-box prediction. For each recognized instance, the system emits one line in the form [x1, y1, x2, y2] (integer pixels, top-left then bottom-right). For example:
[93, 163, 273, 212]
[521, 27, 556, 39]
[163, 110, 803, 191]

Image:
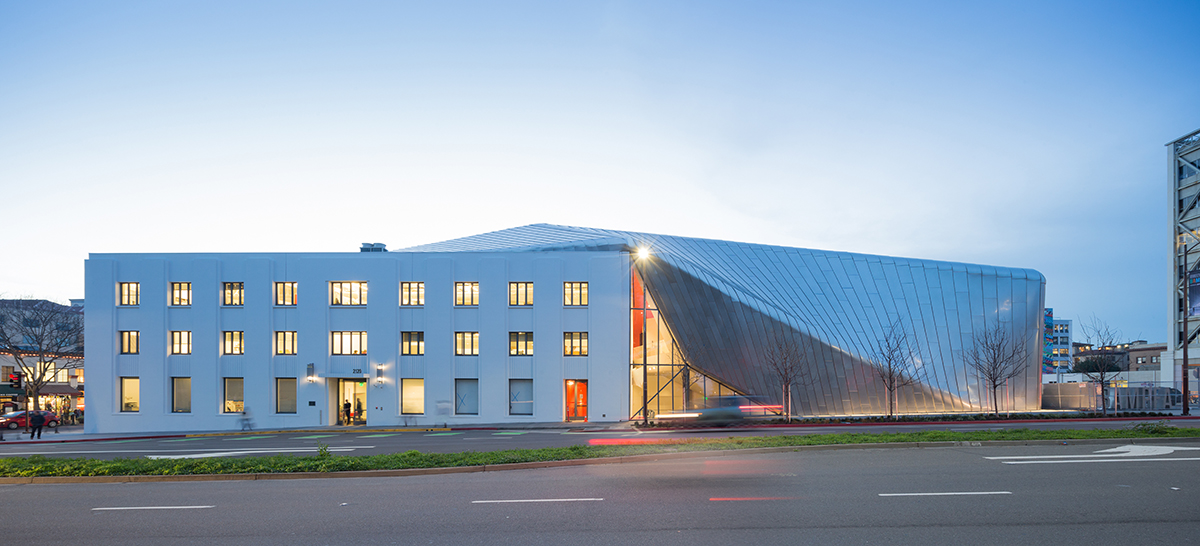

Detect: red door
[565, 380, 588, 422]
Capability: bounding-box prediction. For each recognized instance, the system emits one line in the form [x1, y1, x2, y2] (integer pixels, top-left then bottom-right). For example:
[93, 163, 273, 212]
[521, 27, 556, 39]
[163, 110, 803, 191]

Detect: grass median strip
[1, 427, 1196, 478]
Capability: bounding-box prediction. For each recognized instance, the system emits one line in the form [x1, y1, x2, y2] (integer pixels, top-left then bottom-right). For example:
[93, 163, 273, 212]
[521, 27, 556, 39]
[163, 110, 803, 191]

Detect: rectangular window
[120, 377, 139, 412]
[401, 332, 425, 355]
[119, 331, 140, 354]
[509, 332, 533, 355]
[401, 378, 425, 414]
[275, 282, 298, 306]
[275, 331, 297, 355]
[509, 379, 533, 415]
[509, 282, 533, 306]
[171, 331, 192, 355]
[119, 282, 140, 306]
[564, 282, 588, 306]
[331, 331, 368, 355]
[455, 332, 480, 356]
[455, 282, 479, 306]
[331, 281, 368, 306]
[276, 378, 297, 413]
[455, 378, 479, 415]
[223, 282, 244, 306]
[224, 377, 244, 413]
[171, 282, 191, 306]
[172, 377, 191, 413]
[401, 282, 425, 306]
[564, 332, 588, 356]
[223, 331, 244, 355]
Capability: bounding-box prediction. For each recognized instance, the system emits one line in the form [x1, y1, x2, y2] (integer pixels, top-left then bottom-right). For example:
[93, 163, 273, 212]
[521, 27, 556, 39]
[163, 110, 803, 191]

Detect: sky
[1, 1, 1197, 343]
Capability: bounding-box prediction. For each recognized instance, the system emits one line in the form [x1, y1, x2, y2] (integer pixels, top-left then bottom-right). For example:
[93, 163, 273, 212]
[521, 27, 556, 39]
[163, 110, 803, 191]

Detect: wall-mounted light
[375, 364, 384, 385]
[306, 363, 316, 383]
[637, 247, 650, 260]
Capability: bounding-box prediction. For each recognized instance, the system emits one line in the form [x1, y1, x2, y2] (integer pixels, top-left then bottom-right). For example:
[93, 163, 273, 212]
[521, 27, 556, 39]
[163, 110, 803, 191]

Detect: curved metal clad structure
[406, 224, 1046, 416]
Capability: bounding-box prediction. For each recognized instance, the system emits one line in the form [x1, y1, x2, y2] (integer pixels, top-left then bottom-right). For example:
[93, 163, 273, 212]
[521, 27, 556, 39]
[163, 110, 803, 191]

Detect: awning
[0, 385, 22, 396]
[36, 385, 81, 396]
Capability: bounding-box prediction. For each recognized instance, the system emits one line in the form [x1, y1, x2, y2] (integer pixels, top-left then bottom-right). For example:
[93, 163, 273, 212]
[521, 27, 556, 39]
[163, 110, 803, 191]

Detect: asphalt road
[3, 441, 1197, 545]
[1, 418, 1197, 460]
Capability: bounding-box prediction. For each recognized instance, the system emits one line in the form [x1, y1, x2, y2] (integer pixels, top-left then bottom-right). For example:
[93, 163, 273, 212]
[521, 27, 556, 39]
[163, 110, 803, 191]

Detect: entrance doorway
[337, 379, 367, 425]
[565, 379, 587, 422]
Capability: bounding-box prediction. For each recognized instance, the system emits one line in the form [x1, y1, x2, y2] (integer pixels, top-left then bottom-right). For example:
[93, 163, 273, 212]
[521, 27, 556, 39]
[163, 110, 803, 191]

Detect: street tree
[0, 299, 84, 429]
[1076, 316, 1125, 415]
[758, 326, 814, 419]
[868, 321, 927, 419]
[963, 323, 1030, 415]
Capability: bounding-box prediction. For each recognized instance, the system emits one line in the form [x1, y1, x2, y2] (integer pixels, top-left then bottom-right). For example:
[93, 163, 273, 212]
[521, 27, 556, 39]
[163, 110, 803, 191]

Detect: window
[171, 331, 192, 355]
[402, 378, 425, 414]
[564, 332, 588, 356]
[275, 282, 298, 306]
[224, 378, 244, 413]
[171, 282, 191, 306]
[1152, 356, 1160, 363]
[1136, 357, 1146, 364]
[455, 282, 479, 306]
[401, 332, 424, 355]
[223, 282, 244, 306]
[455, 332, 480, 355]
[509, 282, 533, 306]
[119, 282, 140, 306]
[331, 281, 368, 306]
[277, 378, 297, 413]
[456, 379, 479, 415]
[172, 377, 191, 413]
[223, 331, 244, 355]
[509, 379, 533, 415]
[509, 332, 533, 355]
[120, 377, 139, 412]
[119, 331, 140, 354]
[401, 282, 425, 306]
[275, 331, 297, 355]
[564, 282, 588, 306]
[331, 331, 368, 355]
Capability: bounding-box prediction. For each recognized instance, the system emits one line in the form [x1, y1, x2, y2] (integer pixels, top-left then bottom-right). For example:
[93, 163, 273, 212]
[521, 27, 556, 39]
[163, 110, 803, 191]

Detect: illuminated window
[331, 281, 368, 306]
[224, 377, 244, 413]
[119, 331, 139, 354]
[171, 282, 191, 306]
[401, 332, 424, 355]
[172, 377, 190, 413]
[119, 283, 140, 306]
[120, 377, 139, 412]
[402, 378, 424, 414]
[223, 331, 244, 355]
[455, 282, 479, 306]
[170, 331, 191, 355]
[276, 378, 297, 413]
[564, 282, 588, 306]
[275, 282, 298, 306]
[455, 332, 480, 356]
[275, 331, 297, 355]
[401, 282, 425, 306]
[509, 332, 533, 355]
[509, 282, 533, 306]
[563, 332, 588, 356]
[223, 282, 244, 306]
[331, 331, 368, 355]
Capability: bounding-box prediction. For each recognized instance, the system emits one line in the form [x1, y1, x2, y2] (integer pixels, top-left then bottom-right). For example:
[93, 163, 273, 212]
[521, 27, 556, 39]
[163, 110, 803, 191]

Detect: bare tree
[868, 322, 927, 419]
[0, 299, 84, 429]
[758, 327, 814, 419]
[1076, 315, 1124, 416]
[963, 323, 1029, 415]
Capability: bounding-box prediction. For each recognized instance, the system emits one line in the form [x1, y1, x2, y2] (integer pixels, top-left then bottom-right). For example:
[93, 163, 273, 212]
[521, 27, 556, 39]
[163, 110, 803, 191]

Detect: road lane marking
[1001, 457, 1200, 465]
[291, 435, 338, 440]
[93, 506, 215, 511]
[709, 497, 796, 501]
[472, 498, 604, 504]
[986, 445, 1200, 465]
[357, 434, 400, 438]
[879, 491, 1011, 497]
[224, 436, 276, 441]
[464, 437, 511, 440]
[146, 446, 374, 459]
[424, 432, 463, 436]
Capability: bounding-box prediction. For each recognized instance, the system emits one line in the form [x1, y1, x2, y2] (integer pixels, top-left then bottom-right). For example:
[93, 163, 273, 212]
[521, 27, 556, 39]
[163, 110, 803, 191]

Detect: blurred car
[0, 410, 60, 429]
[656, 395, 783, 425]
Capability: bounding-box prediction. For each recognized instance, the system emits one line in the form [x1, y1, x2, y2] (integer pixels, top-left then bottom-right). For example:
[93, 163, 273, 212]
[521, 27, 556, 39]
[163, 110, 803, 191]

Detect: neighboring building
[0, 299, 85, 415]
[85, 224, 1046, 433]
[1043, 311, 1072, 372]
[1072, 341, 1133, 371]
[1128, 341, 1167, 371]
[1168, 128, 1200, 393]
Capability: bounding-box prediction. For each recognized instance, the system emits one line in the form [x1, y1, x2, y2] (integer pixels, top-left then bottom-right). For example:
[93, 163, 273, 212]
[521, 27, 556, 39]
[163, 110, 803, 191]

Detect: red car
[0, 410, 60, 429]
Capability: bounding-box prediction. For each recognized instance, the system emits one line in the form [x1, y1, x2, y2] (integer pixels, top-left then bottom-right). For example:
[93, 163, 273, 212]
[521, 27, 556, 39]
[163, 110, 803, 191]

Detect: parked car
[0, 410, 60, 429]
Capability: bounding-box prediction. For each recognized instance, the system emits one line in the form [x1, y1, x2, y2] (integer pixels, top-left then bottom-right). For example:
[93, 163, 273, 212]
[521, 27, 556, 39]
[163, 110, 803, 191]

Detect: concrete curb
[640, 414, 1200, 432]
[3, 436, 1197, 485]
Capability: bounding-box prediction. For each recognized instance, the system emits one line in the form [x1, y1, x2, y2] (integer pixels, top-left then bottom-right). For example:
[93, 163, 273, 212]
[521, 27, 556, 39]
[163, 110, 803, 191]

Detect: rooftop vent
[360, 243, 388, 253]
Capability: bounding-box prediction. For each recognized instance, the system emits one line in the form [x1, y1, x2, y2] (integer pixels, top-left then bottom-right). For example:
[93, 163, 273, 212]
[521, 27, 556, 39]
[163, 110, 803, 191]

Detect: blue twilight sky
[1, 1, 1197, 342]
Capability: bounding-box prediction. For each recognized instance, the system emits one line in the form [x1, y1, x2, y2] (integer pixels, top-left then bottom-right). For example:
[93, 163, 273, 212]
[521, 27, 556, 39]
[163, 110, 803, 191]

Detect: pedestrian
[239, 406, 254, 431]
[30, 410, 45, 439]
[342, 399, 351, 425]
[355, 399, 363, 424]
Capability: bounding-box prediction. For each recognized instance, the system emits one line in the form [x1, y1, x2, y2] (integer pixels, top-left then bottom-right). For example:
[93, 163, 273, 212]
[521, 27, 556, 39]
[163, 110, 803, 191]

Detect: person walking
[342, 399, 352, 426]
[239, 406, 254, 431]
[29, 411, 45, 439]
